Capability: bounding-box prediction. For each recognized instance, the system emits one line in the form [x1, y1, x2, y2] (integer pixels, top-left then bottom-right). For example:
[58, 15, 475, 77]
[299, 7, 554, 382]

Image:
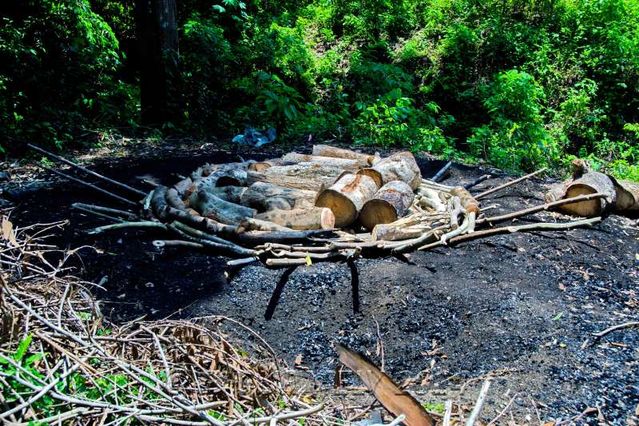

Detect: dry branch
[475, 168, 547, 199]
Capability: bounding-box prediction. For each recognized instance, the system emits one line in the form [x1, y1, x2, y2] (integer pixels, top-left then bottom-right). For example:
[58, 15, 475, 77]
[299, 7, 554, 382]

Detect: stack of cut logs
[141, 145, 484, 265]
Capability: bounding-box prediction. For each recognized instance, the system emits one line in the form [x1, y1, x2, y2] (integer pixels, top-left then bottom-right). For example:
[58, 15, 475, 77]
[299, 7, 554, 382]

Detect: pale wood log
[190, 190, 255, 224]
[450, 186, 480, 214]
[358, 151, 421, 190]
[282, 153, 363, 169]
[544, 171, 616, 217]
[237, 218, 293, 232]
[312, 145, 379, 166]
[315, 173, 378, 227]
[240, 182, 316, 211]
[256, 207, 335, 230]
[359, 181, 414, 231]
[247, 159, 290, 172]
[610, 178, 639, 212]
[247, 163, 345, 191]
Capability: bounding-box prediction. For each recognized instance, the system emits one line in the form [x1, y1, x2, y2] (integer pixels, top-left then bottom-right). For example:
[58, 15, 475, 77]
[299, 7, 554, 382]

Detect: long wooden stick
[431, 161, 452, 182]
[474, 168, 547, 199]
[87, 221, 168, 235]
[44, 166, 136, 206]
[29, 143, 147, 197]
[418, 217, 601, 251]
[466, 380, 491, 426]
[479, 193, 606, 226]
[592, 321, 639, 338]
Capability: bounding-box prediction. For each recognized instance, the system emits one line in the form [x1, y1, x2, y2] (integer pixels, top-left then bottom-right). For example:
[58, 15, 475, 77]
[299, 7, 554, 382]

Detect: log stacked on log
[545, 159, 639, 216]
[31, 143, 612, 270]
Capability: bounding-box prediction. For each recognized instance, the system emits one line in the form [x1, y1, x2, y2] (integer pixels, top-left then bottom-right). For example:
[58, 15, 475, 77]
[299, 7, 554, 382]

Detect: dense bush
[1, 0, 638, 179]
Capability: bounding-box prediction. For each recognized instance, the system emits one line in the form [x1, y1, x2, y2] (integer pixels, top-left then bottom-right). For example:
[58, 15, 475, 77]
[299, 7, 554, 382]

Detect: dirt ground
[3, 142, 638, 424]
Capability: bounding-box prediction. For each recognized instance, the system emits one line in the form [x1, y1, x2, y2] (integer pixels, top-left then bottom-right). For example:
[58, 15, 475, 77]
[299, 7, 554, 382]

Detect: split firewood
[315, 173, 379, 227]
[281, 153, 363, 170]
[256, 207, 335, 230]
[545, 160, 616, 217]
[247, 163, 345, 191]
[358, 151, 422, 190]
[336, 344, 434, 426]
[372, 213, 439, 241]
[189, 190, 256, 224]
[312, 144, 379, 166]
[240, 182, 316, 211]
[359, 181, 414, 231]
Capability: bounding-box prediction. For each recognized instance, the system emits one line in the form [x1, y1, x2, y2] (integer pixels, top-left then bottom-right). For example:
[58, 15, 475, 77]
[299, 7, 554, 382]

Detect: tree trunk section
[359, 181, 414, 231]
[190, 190, 256, 224]
[312, 145, 379, 166]
[315, 173, 378, 227]
[247, 163, 345, 191]
[545, 171, 616, 217]
[281, 153, 362, 170]
[256, 207, 335, 230]
[135, 0, 179, 126]
[358, 151, 421, 190]
[610, 178, 639, 213]
[240, 182, 316, 211]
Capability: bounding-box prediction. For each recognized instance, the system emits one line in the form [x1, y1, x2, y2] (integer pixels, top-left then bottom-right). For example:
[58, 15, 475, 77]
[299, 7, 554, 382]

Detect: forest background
[1, 0, 638, 179]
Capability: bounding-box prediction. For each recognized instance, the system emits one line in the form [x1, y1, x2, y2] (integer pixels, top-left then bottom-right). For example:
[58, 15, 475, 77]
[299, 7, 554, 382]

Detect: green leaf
[14, 334, 32, 362]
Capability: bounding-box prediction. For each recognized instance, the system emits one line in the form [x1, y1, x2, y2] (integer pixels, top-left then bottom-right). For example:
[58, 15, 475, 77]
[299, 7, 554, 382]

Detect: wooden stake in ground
[256, 207, 335, 230]
[359, 181, 414, 231]
[315, 173, 378, 227]
[358, 151, 422, 190]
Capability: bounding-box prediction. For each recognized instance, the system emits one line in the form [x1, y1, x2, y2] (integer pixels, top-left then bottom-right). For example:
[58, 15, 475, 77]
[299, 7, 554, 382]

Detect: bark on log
[193, 162, 249, 192]
[545, 171, 616, 217]
[240, 182, 316, 211]
[209, 186, 247, 204]
[247, 163, 345, 191]
[315, 173, 378, 227]
[358, 151, 421, 190]
[610, 178, 639, 213]
[190, 190, 256, 224]
[359, 181, 414, 231]
[281, 153, 363, 170]
[256, 207, 336, 230]
[247, 159, 290, 172]
[312, 145, 379, 166]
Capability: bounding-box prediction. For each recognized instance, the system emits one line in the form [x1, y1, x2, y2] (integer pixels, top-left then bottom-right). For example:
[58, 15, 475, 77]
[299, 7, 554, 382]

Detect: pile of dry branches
[0, 215, 323, 425]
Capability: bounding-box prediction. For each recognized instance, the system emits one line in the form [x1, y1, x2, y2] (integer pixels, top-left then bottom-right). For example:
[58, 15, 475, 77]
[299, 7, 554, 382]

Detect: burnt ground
[2, 143, 639, 424]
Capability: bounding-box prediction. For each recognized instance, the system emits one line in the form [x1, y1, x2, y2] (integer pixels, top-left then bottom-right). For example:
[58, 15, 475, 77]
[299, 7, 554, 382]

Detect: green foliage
[2, 0, 639, 179]
[468, 70, 559, 171]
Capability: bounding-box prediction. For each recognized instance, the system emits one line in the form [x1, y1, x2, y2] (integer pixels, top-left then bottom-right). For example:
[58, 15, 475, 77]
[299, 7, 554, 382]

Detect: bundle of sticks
[29, 144, 608, 269]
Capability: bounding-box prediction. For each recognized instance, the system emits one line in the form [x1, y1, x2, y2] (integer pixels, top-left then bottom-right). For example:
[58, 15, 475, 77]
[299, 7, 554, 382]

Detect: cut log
[247, 163, 345, 191]
[610, 178, 639, 213]
[237, 218, 293, 232]
[190, 190, 256, 224]
[450, 186, 480, 214]
[256, 207, 335, 230]
[209, 186, 247, 204]
[545, 171, 616, 217]
[282, 153, 363, 170]
[315, 173, 378, 227]
[358, 151, 421, 190]
[312, 145, 379, 166]
[240, 182, 316, 212]
[247, 159, 290, 172]
[359, 181, 414, 231]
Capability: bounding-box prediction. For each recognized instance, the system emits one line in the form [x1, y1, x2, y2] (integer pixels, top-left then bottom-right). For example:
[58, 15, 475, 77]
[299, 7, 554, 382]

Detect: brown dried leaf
[2, 217, 16, 246]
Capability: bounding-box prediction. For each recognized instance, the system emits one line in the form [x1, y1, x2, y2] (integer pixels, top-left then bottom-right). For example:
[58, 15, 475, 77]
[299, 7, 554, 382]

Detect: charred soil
[4, 144, 639, 424]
